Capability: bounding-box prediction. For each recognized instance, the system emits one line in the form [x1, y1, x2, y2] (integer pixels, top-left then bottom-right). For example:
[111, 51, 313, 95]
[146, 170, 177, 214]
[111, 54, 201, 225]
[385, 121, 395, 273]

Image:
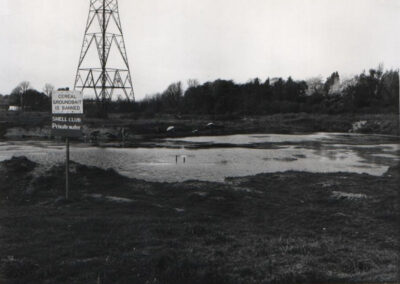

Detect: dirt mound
[0, 157, 37, 202]
[0, 156, 37, 173]
[33, 161, 130, 203]
[384, 163, 400, 178]
[0, 156, 128, 203]
[350, 119, 396, 134]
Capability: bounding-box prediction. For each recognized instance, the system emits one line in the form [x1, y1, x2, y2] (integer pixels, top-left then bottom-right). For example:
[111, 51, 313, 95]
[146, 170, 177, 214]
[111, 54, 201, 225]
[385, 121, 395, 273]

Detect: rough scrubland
[0, 156, 398, 284]
[0, 112, 398, 141]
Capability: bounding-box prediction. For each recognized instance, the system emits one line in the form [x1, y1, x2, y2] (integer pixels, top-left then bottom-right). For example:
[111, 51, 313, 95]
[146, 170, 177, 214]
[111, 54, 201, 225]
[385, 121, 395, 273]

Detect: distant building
[8, 106, 21, 112]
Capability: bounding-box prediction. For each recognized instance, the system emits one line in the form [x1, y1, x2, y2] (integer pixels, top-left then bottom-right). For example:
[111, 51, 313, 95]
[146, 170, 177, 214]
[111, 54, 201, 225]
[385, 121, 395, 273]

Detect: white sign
[52, 90, 84, 137]
[52, 90, 83, 114]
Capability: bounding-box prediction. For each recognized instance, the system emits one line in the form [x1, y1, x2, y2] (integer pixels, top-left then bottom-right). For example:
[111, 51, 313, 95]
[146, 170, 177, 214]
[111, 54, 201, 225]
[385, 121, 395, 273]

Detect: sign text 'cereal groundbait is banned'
[52, 91, 83, 138]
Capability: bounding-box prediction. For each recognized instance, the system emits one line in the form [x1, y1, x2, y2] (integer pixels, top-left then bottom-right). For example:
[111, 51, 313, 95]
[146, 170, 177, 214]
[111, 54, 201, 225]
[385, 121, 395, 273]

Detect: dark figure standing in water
[176, 155, 178, 164]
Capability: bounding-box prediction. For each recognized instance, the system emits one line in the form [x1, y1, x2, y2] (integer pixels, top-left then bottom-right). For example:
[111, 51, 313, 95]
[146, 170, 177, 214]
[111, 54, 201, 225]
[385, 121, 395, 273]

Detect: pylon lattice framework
[74, 0, 134, 102]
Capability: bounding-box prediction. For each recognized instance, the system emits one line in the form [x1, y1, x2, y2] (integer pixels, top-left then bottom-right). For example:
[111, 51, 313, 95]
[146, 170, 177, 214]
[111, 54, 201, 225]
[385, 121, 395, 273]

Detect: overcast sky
[0, 0, 399, 100]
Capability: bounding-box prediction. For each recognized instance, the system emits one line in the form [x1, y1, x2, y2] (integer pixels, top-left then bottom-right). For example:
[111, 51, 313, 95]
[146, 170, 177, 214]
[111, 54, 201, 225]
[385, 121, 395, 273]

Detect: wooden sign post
[51, 90, 83, 200]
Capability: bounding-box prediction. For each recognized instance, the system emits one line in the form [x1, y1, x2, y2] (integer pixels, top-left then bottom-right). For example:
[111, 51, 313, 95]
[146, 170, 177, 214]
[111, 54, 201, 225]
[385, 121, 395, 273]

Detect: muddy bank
[1, 112, 398, 141]
[0, 156, 399, 283]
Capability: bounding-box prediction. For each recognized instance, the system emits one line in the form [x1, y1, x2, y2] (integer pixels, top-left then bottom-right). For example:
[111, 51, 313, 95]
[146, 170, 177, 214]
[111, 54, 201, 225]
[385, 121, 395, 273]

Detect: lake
[0, 133, 399, 182]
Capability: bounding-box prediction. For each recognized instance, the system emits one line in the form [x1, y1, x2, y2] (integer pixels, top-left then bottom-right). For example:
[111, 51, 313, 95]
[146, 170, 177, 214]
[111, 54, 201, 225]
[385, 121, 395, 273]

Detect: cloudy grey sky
[0, 0, 399, 100]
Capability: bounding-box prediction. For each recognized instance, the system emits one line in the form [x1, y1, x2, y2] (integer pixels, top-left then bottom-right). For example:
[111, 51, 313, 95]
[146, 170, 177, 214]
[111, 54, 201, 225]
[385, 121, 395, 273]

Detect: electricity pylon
[74, 0, 134, 110]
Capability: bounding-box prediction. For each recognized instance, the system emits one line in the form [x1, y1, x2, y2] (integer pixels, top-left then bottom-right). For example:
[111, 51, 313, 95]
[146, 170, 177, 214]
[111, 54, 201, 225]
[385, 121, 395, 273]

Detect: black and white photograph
[0, 0, 399, 283]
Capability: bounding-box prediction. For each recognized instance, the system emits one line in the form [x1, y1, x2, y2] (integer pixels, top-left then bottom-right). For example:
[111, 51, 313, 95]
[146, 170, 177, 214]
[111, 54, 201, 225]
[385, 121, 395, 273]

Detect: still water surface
[0, 133, 398, 182]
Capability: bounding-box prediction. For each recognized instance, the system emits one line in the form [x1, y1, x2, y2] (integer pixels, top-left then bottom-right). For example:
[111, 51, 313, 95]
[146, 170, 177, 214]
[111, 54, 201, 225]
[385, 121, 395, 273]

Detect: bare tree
[20, 81, 30, 93]
[43, 83, 55, 98]
[11, 81, 31, 110]
[305, 77, 324, 96]
[187, 79, 199, 89]
[162, 82, 182, 111]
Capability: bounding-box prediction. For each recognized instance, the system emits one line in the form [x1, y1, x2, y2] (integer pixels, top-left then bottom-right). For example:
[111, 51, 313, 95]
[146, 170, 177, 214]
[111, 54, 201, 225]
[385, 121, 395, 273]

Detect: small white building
[8, 106, 21, 112]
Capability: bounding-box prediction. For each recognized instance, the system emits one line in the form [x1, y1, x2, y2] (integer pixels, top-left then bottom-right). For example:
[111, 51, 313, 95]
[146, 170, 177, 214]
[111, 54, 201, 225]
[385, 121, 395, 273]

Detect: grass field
[0, 156, 398, 283]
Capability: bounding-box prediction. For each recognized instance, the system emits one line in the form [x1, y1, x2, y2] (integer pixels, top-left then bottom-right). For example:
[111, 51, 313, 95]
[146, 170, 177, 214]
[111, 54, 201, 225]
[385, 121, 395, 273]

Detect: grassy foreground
[0, 157, 399, 284]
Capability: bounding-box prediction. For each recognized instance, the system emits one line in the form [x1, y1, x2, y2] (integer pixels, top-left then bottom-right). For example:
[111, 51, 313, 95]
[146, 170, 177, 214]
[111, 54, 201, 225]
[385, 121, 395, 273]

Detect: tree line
[0, 66, 398, 116]
[132, 66, 398, 116]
